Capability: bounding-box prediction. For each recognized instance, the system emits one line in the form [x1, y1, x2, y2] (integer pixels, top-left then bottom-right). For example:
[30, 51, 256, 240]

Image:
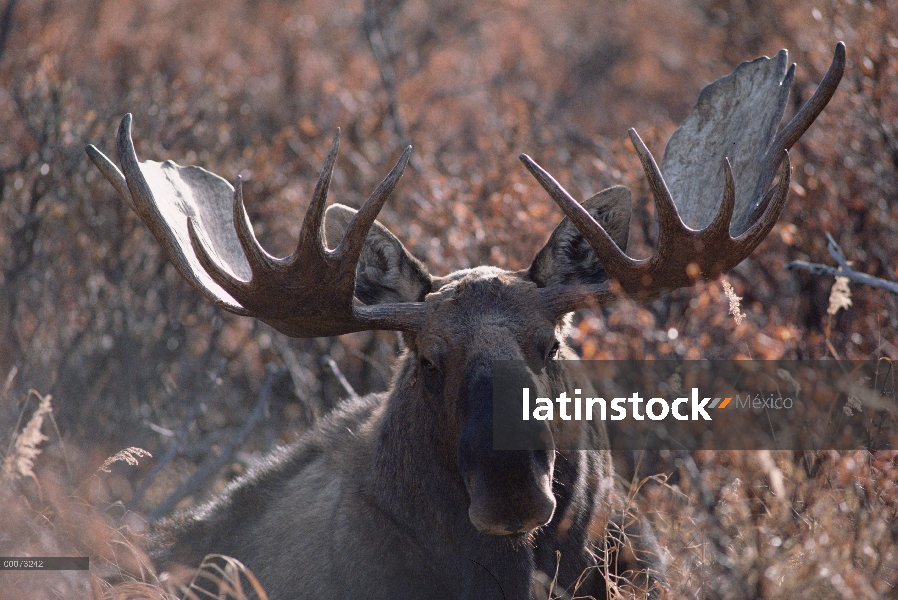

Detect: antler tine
[117, 114, 156, 216]
[86, 144, 134, 211]
[770, 43, 845, 155]
[628, 149, 790, 290]
[519, 153, 636, 275]
[627, 130, 683, 236]
[334, 145, 413, 263]
[704, 158, 737, 239]
[232, 177, 277, 274]
[733, 152, 791, 257]
[755, 43, 845, 206]
[296, 129, 340, 258]
[187, 215, 248, 293]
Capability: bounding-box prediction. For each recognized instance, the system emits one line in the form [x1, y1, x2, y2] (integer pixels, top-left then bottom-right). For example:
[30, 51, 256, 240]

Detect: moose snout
[464, 459, 556, 536]
[457, 357, 557, 535]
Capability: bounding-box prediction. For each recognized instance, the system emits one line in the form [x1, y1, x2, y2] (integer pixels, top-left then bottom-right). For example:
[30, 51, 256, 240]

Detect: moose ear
[528, 185, 631, 287]
[324, 204, 432, 304]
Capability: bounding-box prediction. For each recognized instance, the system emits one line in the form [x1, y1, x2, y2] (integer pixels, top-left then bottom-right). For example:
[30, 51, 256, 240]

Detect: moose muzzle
[458, 358, 556, 535]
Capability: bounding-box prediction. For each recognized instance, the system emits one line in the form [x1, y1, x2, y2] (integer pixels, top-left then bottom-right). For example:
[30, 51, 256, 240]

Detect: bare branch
[325, 356, 359, 401]
[149, 368, 284, 521]
[363, 0, 412, 150]
[786, 232, 898, 294]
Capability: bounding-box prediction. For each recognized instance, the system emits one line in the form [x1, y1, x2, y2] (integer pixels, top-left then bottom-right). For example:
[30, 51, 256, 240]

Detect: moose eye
[547, 341, 560, 360]
[419, 356, 443, 395]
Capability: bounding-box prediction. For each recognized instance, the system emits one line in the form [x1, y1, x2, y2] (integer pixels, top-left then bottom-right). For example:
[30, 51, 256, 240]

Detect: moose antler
[86, 115, 427, 337]
[525, 43, 845, 314]
[87, 45, 844, 332]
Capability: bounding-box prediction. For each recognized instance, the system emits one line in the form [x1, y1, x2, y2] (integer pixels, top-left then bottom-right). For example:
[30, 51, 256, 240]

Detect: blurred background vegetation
[0, 0, 896, 597]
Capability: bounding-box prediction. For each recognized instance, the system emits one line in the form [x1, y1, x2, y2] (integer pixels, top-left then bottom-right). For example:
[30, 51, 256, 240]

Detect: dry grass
[0, 397, 262, 599]
[633, 450, 898, 598]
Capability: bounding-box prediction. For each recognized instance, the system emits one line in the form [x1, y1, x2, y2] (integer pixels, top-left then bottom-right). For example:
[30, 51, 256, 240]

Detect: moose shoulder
[86, 44, 844, 599]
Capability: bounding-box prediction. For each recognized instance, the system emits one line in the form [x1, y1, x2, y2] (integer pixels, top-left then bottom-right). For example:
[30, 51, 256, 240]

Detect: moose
[86, 44, 844, 599]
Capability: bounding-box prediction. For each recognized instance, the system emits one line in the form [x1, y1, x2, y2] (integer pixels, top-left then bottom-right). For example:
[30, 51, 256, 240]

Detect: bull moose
[86, 43, 844, 599]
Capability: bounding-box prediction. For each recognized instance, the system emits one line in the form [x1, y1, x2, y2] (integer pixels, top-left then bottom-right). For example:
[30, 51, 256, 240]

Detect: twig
[148, 368, 283, 521]
[272, 337, 319, 408]
[352, 336, 393, 389]
[0, 0, 17, 61]
[679, 455, 736, 566]
[363, 0, 415, 159]
[786, 232, 898, 293]
[127, 403, 200, 512]
[129, 357, 226, 510]
[3, 365, 16, 395]
[326, 356, 359, 400]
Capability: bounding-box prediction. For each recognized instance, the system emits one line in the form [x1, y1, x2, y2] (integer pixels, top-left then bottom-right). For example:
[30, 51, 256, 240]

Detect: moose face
[413, 268, 562, 535]
[321, 196, 631, 536]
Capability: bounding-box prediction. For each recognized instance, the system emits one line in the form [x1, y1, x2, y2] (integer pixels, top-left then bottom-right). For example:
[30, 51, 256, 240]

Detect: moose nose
[503, 520, 525, 534]
[466, 479, 556, 536]
[501, 517, 549, 535]
[468, 500, 555, 536]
